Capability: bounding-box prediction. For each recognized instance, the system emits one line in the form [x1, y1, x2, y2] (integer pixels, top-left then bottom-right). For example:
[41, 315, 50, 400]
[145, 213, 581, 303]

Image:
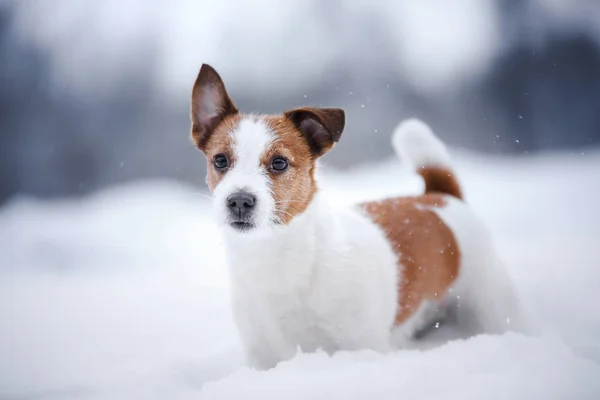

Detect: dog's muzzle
[226, 191, 256, 231]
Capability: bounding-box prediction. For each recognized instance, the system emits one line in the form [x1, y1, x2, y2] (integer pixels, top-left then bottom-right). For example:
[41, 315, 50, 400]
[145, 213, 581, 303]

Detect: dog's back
[363, 119, 527, 339]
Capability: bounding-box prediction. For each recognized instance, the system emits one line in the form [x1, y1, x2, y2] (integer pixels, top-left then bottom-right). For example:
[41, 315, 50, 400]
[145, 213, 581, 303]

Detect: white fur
[213, 116, 525, 370]
[392, 118, 452, 169]
[433, 197, 528, 335]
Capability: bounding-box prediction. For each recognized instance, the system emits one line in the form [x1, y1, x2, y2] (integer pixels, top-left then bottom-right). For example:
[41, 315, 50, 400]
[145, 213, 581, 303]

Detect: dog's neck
[220, 192, 331, 287]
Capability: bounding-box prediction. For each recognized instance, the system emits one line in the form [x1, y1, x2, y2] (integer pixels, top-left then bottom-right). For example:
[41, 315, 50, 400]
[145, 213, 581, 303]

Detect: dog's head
[190, 64, 345, 233]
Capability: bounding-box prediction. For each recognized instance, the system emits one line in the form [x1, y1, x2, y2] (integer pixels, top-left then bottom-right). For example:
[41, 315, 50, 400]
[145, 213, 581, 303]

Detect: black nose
[227, 192, 256, 218]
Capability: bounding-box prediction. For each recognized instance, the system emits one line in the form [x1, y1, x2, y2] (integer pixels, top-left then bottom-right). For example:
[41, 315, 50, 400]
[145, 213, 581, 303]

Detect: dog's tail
[392, 118, 462, 199]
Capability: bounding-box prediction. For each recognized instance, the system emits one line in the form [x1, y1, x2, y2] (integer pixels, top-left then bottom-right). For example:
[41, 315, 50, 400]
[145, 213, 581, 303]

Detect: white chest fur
[222, 194, 399, 369]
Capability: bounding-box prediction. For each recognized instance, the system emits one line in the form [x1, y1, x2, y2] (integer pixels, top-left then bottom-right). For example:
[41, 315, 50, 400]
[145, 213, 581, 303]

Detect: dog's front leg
[241, 326, 297, 370]
[232, 301, 297, 370]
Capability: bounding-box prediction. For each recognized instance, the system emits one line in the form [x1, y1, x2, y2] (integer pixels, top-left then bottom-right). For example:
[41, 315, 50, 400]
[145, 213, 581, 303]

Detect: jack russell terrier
[190, 64, 526, 370]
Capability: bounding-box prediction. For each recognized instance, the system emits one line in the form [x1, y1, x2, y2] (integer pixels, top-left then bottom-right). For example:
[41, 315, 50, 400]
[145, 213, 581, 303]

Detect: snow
[2, 151, 600, 399]
[201, 335, 598, 400]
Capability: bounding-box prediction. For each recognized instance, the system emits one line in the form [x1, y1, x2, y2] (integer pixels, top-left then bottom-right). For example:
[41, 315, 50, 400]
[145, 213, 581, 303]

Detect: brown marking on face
[197, 110, 341, 224]
[361, 193, 461, 325]
[198, 114, 242, 192]
[263, 116, 318, 224]
[418, 166, 463, 199]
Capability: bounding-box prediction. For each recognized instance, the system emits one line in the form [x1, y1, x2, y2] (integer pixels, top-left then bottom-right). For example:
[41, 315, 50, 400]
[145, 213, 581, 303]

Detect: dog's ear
[190, 64, 238, 151]
[284, 107, 345, 156]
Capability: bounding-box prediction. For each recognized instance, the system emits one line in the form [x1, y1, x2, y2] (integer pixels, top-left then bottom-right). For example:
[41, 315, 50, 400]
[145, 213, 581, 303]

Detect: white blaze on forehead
[230, 117, 276, 171]
[211, 116, 277, 230]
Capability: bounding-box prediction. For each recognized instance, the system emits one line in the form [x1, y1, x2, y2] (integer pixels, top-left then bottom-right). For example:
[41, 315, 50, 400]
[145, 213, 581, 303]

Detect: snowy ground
[2, 151, 600, 399]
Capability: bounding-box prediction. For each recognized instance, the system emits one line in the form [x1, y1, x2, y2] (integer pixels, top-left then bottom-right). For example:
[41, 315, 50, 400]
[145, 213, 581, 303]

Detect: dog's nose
[227, 192, 256, 217]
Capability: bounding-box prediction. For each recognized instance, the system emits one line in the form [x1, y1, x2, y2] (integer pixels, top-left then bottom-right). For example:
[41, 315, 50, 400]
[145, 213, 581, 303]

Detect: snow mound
[203, 334, 599, 400]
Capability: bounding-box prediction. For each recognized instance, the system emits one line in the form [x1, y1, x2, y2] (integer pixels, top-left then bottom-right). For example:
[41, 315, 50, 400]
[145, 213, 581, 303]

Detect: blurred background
[3, 2, 600, 398]
[2, 0, 600, 202]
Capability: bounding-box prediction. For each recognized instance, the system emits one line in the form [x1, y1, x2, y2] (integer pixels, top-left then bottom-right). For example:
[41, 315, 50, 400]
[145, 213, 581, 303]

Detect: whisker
[276, 209, 295, 219]
[273, 199, 306, 205]
[187, 190, 213, 201]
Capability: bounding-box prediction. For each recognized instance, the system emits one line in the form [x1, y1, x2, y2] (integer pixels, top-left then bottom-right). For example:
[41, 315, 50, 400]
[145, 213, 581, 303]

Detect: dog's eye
[271, 157, 289, 172]
[213, 154, 228, 170]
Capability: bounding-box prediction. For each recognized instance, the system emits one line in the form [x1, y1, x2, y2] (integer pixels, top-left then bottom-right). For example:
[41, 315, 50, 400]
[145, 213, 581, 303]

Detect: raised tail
[392, 118, 462, 199]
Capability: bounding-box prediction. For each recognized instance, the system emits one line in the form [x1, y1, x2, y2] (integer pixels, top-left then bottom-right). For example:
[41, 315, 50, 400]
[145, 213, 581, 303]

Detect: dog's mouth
[229, 220, 255, 232]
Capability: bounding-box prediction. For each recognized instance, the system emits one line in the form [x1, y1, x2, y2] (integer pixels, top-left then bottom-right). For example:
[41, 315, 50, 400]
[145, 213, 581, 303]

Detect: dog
[190, 64, 526, 370]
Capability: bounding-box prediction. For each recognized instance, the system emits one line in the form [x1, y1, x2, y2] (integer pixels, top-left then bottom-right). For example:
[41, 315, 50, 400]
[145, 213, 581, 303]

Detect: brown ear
[190, 64, 238, 151]
[284, 107, 345, 156]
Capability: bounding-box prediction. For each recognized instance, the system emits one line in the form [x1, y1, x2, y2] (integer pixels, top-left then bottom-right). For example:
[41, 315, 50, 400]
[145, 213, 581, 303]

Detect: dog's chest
[230, 257, 336, 353]
[223, 202, 400, 356]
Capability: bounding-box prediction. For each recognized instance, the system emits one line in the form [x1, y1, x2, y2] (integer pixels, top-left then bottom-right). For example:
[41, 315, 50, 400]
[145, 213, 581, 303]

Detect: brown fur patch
[198, 114, 242, 192]
[361, 193, 460, 325]
[418, 166, 462, 199]
[263, 116, 318, 224]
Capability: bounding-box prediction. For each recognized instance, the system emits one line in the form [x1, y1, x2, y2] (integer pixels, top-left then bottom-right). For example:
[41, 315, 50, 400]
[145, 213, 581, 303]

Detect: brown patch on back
[361, 193, 460, 325]
[198, 114, 242, 192]
[418, 166, 462, 200]
[263, 116, 318, 224]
